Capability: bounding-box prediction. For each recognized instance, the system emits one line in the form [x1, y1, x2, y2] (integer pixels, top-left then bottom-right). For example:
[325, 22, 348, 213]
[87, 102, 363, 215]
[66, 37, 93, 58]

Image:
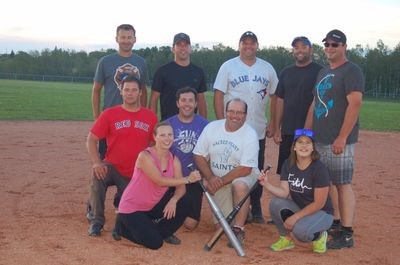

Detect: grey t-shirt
[313, 61, 364, 144]
[94, 53, 148, 109]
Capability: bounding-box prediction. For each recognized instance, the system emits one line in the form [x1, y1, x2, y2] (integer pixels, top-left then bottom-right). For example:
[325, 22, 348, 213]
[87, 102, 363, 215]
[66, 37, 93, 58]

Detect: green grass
[0, 79, 92, 120]
[0, 79, 399, 131]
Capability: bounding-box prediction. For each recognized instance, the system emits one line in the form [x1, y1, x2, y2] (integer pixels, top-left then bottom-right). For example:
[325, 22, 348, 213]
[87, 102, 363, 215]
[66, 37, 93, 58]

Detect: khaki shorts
[210, 168, 259, 224]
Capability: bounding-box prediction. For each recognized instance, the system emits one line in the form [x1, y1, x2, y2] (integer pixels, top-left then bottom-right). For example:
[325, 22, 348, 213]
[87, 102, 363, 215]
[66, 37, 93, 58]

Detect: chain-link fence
[0, 73, 92, 83]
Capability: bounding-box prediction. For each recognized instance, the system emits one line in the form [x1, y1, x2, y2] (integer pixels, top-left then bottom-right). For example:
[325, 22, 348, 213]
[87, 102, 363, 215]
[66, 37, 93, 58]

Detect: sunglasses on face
[324, 42, 340, 48]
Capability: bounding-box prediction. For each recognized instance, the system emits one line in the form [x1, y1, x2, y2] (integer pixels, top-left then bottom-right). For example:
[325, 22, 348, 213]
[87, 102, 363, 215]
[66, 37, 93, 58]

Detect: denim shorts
[316, 143, 355, 185]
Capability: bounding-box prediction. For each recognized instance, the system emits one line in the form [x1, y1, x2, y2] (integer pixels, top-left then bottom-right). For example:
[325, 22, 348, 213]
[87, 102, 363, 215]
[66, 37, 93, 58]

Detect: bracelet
[186, 178, 191, 184]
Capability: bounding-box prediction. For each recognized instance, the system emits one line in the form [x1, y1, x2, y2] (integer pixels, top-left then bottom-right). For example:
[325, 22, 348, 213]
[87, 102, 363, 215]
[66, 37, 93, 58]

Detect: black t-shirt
[151, 61, 207, 120]
[275, 62, 323, 135]
[281, 159, 333, 214]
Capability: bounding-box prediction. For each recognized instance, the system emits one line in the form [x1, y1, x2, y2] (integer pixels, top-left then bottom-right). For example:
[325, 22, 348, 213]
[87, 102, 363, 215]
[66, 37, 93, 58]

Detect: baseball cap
[291, 36, 312, 47]
[294, 128, 314, 141]
[240, 31, 258, 42]
[322, 29, 347, 44]
[173, 33, 190, 45]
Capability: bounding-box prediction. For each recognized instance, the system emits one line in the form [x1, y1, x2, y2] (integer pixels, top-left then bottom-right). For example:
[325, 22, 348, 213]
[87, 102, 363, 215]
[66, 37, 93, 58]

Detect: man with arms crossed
[305, 29, 364, 249]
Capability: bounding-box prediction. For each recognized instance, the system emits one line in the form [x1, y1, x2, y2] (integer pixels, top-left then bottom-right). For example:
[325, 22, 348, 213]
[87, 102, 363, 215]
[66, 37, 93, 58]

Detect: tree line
[1, 40, 399, 98]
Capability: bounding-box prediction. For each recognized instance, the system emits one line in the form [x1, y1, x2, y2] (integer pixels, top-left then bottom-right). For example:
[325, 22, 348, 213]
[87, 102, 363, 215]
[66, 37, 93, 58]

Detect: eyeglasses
[323, 42, 340, 48]
[226, 110, 246, 116]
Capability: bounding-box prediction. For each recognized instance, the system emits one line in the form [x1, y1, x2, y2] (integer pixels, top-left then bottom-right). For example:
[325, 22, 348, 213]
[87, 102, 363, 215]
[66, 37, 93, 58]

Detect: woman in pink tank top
[114, 121, 201, 249]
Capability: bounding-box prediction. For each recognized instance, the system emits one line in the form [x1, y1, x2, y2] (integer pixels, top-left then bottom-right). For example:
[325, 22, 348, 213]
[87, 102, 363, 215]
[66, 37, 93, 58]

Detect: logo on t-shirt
[115, 120, 131, 129]
[114, 63, 141, 90]
[288, 173, 311, 193]
[176, 129, 198, 154]
[315, 73, 335, 119]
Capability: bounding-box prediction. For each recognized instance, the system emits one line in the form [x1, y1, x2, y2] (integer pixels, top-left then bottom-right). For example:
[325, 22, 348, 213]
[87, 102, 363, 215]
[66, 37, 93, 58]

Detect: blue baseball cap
[291, 36, 312, 47]
[294, 128, 314, 141]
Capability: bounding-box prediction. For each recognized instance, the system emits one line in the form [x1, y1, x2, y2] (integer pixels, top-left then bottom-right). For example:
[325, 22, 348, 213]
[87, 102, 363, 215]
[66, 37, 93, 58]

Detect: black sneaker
[164, 234, 181, 245]
[328, 222, 341, 238]
[327, 231, 354, 249]
[227, 227, 245, 248]
[88, 223, 103, 237]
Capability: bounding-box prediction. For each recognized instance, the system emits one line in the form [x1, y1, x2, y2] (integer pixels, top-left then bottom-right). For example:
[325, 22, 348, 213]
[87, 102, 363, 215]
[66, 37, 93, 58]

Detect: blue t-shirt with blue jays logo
[313, 61, 364, 144]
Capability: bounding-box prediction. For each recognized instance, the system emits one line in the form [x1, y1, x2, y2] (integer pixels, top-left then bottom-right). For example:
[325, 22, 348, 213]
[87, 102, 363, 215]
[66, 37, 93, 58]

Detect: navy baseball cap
[173, 33, 190, 45]
[240, 31, 258, 42]
[294, 128, 314, 141]
[322, 29, 347, 44]
[291, 36, 312, 47]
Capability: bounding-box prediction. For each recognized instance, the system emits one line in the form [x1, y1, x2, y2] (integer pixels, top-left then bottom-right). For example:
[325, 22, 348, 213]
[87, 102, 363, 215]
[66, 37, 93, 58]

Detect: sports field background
[0, 79, 399, 131]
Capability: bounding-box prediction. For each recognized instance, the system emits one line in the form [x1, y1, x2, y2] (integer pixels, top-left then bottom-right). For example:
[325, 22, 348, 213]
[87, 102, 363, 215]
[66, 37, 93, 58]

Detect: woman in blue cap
[259, 128, 333, 253]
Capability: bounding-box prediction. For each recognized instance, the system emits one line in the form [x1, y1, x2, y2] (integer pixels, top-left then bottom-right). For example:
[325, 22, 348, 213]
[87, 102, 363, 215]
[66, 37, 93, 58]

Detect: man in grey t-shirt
[305, 29, 364, 250]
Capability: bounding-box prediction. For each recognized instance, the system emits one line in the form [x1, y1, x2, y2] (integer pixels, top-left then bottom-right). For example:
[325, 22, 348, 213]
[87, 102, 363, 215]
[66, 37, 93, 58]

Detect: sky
[1, 0, 399, 54]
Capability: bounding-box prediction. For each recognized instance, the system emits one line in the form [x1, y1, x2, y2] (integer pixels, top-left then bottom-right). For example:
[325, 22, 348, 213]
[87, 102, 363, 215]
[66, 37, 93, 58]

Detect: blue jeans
[269, 197, 333, 242]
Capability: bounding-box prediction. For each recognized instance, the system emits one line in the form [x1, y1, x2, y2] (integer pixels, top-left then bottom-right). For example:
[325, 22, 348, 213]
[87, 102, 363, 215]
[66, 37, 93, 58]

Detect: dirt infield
[1, 121, 399, 265]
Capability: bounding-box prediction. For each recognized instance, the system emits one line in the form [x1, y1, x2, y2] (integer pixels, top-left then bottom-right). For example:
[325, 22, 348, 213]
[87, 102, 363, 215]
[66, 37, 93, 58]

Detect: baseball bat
[187, 163, 245, 257]
[204, 165, 271, 251]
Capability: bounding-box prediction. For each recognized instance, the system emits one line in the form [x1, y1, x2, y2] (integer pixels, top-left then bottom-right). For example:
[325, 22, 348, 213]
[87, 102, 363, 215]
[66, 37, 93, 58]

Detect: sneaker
[88, 223, 103, 237]
[164, 234, 181, 245]
[270, 236, 295, 252]
[328, 222, 341, 238]
[227, 227, 245, 248]
[313, 231, 328, 253]
[327, 231, 354, 249]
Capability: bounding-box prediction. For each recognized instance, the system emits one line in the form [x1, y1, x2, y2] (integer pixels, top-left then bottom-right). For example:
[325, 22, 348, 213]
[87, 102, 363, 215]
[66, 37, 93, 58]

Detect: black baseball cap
[240, 31, 258, 42]
[291, 36, 312, 47]
[322, 29, 347, 44]
[173, 33, 190, 45]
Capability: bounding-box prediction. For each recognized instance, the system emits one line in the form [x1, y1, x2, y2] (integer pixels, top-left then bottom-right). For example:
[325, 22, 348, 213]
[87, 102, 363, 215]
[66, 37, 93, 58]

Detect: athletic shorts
[316, 143, 355, 185]
[210, 168, 259, 224]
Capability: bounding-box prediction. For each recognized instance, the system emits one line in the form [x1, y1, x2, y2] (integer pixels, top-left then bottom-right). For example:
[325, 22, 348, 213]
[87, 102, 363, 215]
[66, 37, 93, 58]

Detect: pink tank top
[118, 147, 175, 214]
